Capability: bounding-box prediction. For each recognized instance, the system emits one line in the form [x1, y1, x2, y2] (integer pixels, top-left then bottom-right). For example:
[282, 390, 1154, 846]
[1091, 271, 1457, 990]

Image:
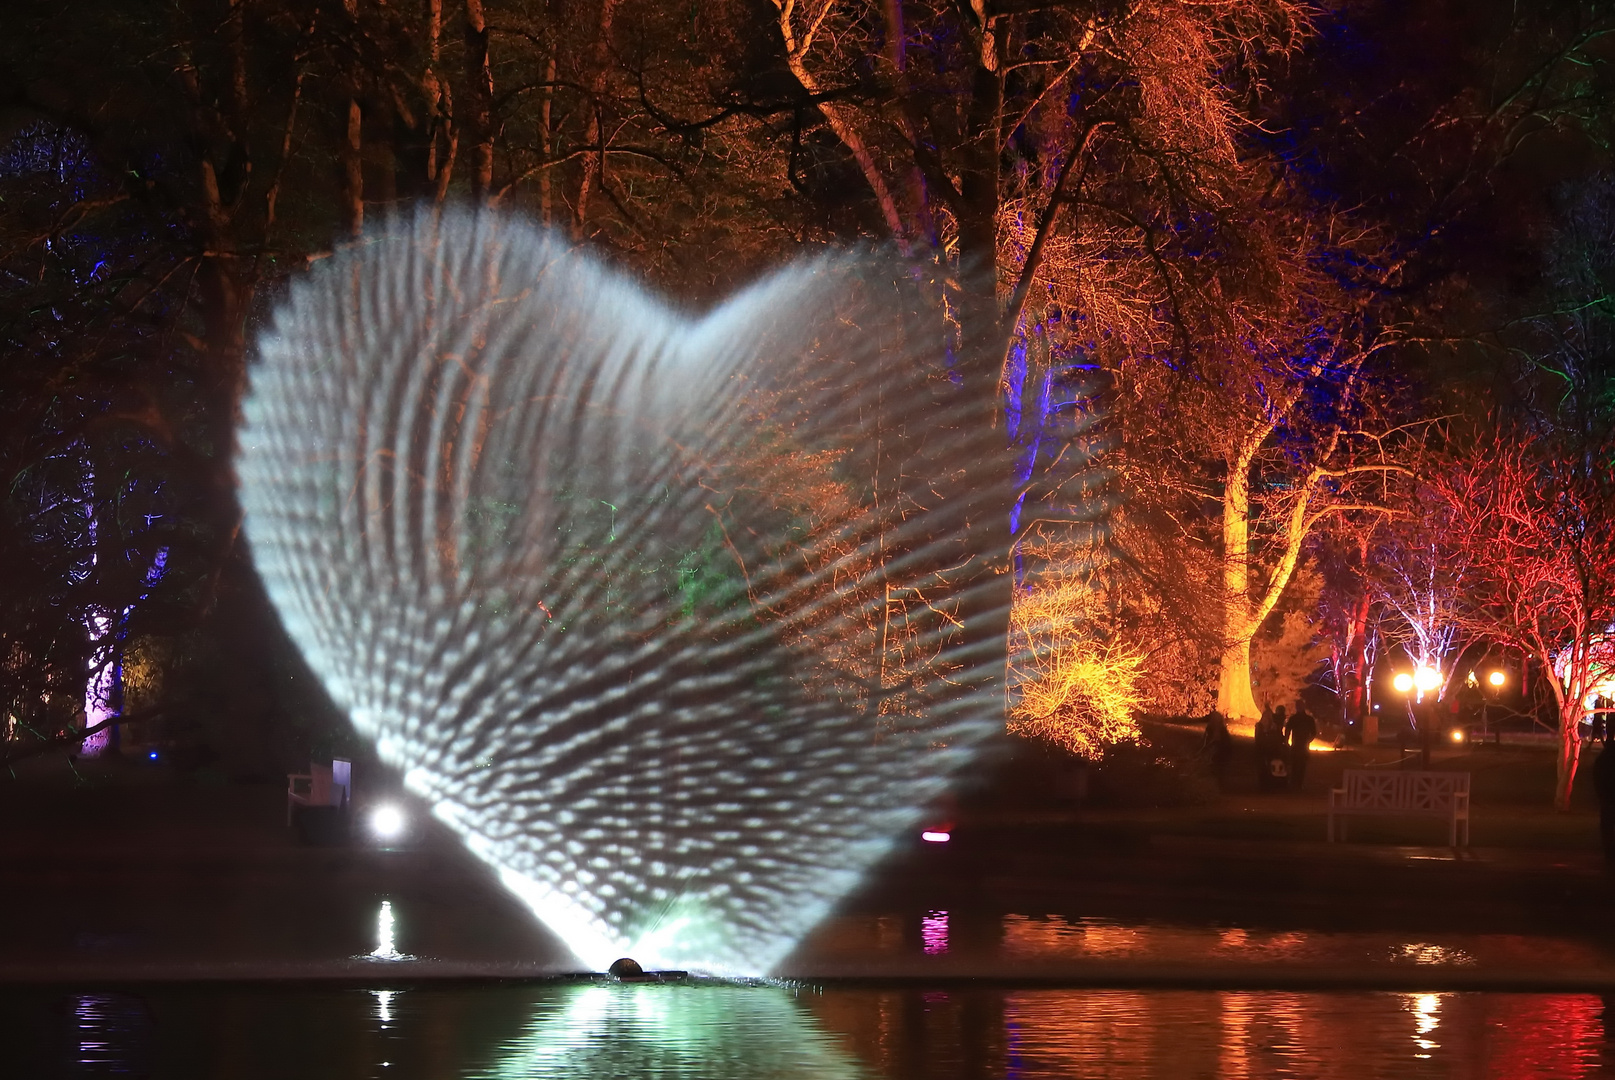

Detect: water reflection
[1404, 992, 1443, 1059]
[1, 984, 1612, 1077]
[1394, 942, 1477, 966]
[1482, 994, 1603, 1078]
[374, 989, 397, 1025]
[1219, 991, 1254, 1078]
[973, 990, 1608, 1079]
[71, 992, 153, 1075]
[999, 913, 1356, 964]
[805, 911, 1613, 976]
[479, 983, 864, 1079]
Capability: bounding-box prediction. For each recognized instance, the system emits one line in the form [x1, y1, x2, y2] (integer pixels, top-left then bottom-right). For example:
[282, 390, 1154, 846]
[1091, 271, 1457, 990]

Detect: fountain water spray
[238, 209, 1010, 975]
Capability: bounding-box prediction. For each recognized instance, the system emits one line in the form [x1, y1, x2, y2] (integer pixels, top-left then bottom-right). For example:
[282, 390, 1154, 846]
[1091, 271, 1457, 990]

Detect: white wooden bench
[1327, 769, 1470, 846]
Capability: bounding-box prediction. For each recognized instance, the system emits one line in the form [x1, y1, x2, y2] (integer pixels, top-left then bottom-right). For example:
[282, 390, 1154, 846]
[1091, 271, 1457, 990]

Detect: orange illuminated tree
[1105, 237, 1412, 728]
[767, 1, 1319, 702]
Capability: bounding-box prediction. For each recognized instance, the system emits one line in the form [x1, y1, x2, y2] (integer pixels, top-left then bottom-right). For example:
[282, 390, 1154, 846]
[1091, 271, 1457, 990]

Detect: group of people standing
[1256, 703, 1317, 792]
[1200, 702, 1317, 792]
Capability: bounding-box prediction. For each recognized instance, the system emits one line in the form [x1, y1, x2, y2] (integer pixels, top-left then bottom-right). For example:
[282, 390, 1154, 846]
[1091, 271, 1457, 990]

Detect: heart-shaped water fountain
[238, 210, 1008, 975]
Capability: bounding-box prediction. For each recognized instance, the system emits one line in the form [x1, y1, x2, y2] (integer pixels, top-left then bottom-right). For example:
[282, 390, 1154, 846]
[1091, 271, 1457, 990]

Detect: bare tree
[1432, 430, 1615, 809]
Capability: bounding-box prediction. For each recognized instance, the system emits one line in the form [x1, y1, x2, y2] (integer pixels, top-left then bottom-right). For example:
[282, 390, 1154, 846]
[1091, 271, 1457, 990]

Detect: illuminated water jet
[238, 209, 1009, 975]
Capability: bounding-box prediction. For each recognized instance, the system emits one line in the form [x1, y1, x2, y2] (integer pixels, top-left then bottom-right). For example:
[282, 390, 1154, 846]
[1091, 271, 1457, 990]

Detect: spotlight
[1392, 672, 1414, 693]
[371, 804, 406, 840]
[1414, 666, 1442, 693]
[1488, 670, 1506, 687]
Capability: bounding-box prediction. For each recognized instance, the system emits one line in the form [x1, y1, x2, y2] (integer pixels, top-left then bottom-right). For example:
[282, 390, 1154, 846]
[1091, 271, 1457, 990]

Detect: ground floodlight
[371, 804, 406, 840]
[1392, 672, 1414, 694]
[1488, 670, 1506, 687]
[1414, 666, 1441, 693]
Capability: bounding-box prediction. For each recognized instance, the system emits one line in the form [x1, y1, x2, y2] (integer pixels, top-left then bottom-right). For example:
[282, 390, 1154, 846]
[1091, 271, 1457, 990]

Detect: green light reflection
[476, 982, 867, 1080]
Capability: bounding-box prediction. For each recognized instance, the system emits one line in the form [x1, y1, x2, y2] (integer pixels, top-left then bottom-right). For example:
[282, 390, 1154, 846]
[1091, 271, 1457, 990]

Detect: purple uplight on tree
[78, 548, 167, 756]
[80, 608, 117, 757]
[60, 449, 169, 758]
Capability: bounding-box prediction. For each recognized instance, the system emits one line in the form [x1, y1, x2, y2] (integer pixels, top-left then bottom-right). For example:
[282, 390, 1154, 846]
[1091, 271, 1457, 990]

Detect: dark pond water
[16, 888, 1615, 1077]
[7, 981, 1615, 1079]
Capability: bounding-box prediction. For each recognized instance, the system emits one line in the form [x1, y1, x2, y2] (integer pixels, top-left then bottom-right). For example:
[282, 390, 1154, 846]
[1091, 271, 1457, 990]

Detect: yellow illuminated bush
[1008, 578, 1144, 759]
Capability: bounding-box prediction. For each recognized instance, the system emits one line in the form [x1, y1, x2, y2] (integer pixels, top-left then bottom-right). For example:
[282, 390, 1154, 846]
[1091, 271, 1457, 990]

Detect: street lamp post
[1393, 665, 1442, 768]
[1483, 669, 1505, 742]
[1392, 671, 1414, 763]
[1361, 670, 1378, 747]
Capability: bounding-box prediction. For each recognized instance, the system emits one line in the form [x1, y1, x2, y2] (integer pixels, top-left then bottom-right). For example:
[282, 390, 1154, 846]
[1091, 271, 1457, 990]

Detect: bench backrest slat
[1339, 769, 1468, 812]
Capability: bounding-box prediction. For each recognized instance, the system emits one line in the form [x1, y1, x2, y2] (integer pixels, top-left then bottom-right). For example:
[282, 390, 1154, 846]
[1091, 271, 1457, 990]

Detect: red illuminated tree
[1431, 431, 1615, 809]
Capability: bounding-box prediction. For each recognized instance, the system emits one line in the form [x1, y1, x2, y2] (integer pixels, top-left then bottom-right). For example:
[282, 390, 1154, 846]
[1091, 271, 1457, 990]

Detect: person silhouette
[1286, 701, 1318, 790]
[1255, 704, 1275, 790]
[1202, 711, 1232, 788]
[1260, 706, 1289, 792]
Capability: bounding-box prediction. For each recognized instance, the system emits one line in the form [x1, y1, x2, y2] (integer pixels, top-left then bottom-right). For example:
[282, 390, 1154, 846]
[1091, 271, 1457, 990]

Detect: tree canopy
[2, 0, 1614, 799]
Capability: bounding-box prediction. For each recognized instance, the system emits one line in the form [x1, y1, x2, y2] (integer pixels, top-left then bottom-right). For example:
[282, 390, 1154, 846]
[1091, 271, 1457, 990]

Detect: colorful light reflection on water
[7, 983, 1613, 1078]
[795, 911, 1611, 979]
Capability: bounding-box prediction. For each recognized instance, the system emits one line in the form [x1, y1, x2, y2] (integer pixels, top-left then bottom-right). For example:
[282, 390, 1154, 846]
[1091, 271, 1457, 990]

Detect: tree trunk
[1556, 702, 1582, 811]
[1553, 644, 1592, 811]
[929, 22, 1012, 711]
[464, 0, 494, 201]
[1216, 449, 1260, 721]
[773, 3, 909, 240]
[539, 52, 556, 225]
[341, 0, 364, 236]
[1348, 589, 1374, 744]
[192, 252, 254, 614]
[79, 468, 120, 757]
[422, 0, 458, 204]
[574, 0, 621, 235]
[80, 610, 122, 757]
[1218, 639, 1260, 726]
[342, 98, 364, 236]
[198, 258, 251, 452]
